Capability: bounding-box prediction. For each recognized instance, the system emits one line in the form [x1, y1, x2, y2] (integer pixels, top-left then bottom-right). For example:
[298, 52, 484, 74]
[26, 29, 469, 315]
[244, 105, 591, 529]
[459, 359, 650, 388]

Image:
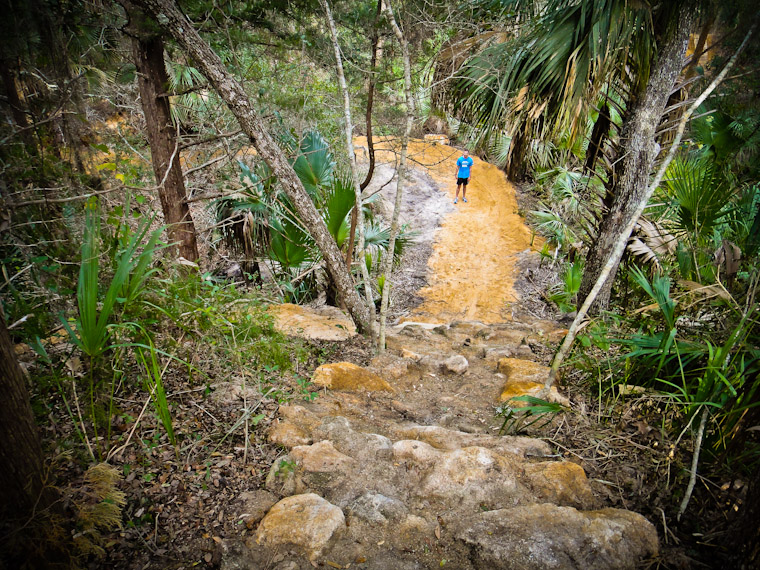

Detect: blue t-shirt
[457, 156, 474, 178]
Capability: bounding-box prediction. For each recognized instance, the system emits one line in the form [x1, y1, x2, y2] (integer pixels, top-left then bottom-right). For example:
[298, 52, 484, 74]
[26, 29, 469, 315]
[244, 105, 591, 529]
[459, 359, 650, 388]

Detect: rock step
[222, 318, 658, 570]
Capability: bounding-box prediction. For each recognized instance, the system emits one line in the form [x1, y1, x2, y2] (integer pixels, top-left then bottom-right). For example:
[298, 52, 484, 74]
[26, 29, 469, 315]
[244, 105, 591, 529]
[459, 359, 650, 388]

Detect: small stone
[256, 493, 345, 560]
[312, 363, 394, 392]
[268, 421, 312, 448]
[400, 348, 422, 361]
[443, 354, 468, 374]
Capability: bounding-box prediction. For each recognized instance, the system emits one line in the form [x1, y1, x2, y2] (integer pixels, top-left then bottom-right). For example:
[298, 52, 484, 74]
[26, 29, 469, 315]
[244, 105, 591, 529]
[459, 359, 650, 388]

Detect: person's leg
[462, 180, 467, 201]
[455, 182, 461, 203]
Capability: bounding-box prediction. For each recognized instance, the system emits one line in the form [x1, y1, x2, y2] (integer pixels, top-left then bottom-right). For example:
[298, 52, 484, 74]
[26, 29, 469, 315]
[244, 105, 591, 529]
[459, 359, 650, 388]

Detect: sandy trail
[357, 137, 537, 324]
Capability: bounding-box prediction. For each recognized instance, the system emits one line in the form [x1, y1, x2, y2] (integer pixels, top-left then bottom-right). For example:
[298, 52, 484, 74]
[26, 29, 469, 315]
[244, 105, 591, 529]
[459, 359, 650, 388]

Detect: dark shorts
[457, 177, 469, 186]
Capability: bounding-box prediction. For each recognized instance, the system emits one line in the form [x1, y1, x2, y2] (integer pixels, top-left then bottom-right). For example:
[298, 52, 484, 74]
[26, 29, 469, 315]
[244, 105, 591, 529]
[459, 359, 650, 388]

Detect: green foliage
[497, 396, 565, 434]
[62, 198, 163, 359]
[548, 259, 583, 313]
[136, 340, 176, 448]
[617, 267, 760, 469]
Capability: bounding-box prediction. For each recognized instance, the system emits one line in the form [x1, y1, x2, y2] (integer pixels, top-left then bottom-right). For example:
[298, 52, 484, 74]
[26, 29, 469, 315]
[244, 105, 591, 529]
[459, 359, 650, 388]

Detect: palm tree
[446, 0, 700, 308]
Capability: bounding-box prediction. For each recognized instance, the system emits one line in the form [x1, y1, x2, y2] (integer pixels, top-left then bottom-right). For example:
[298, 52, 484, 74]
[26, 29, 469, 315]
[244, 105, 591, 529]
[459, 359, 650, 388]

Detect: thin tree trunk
[547, 16, 756, 389]
[378, 0, 414, 351]
[320, 0, 376, 341]
[0, 311, 56, 527]
[0, 57, 36, 153]
[577, 5, 694, 311]
[685, 8, 715, 80]
[347, 0, 383, 268]
[360, 0, 383, 192]
[127, 8, 199, 262]
[134, 0, 371, 332]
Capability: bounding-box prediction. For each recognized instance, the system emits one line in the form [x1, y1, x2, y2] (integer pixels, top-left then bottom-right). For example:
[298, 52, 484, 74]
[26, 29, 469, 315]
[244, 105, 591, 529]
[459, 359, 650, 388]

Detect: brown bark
[0, 312, 54, 523]
[0, 57, 36, 153]
[685, 8, 715, 80]
[578, 6, 694, 310]
[134, 0, 371, 332]
[378, 0, 413, 351]
[128, 8, 199, 262]
[347, 0, 383, 268]
[506, 122, 530, 181]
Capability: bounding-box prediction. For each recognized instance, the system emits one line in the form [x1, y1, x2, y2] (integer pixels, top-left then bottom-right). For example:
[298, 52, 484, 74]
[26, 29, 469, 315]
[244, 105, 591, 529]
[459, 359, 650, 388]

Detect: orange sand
[355, 137, 538, 324]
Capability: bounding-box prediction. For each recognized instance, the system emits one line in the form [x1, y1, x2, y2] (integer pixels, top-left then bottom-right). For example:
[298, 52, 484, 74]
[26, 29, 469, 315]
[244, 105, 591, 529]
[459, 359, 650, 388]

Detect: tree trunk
[134, 0, 371, 332]
[506, 122, 530, 181]
[578, 7, 693, 310]
[128, 11, 199, 262]
[347, 0, 383, 268]
[0, 57, 36, 153]
[360, 0, 383, 192]
[0, 312, 55, 526]
[378, 0, 413, 351]
[320, 0, 376, 340]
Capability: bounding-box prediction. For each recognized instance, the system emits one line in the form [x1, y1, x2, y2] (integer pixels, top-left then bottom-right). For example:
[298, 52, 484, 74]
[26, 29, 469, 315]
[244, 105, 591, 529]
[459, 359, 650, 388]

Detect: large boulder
[255, 493, 345, 560]
[455, 503, 659, 570]
[312, 362, 394, 392]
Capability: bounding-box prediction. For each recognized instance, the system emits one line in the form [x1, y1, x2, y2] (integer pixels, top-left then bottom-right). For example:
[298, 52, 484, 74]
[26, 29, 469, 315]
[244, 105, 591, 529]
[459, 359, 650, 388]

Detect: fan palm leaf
[292, 130, 335, 201]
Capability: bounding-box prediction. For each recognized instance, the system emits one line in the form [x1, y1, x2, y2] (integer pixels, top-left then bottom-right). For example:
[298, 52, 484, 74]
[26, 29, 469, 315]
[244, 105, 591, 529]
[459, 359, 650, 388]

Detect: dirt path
[239, 142, 661, 570]
[357, 137, 537, 324]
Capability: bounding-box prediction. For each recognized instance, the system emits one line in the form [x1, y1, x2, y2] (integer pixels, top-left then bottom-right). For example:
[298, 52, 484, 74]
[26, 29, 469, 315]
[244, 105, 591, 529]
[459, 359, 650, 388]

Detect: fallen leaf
[326, 561, 343, 569]
[435, 524, 441, 540]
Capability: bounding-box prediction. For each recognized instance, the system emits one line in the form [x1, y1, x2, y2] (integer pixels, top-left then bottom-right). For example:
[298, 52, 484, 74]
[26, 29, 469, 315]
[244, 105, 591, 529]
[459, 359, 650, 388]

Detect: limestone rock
[524, 461, 595, 509]
[482, 346, 516, 361]
[268, 421, 311, 448]
[277, 404, 321, 431]
[265, 456, 302, 496]
[455, 503, 659, 570]
[290, 440, 356, 473]
[497, 357, 547, 381]
[346, 492, 407, 525]
[498, 379, 570, 407]
[398, 515, 433, 543]
[312, 362, 394, 392]
[370, 353, 409, 380]
[418, 446, 523, 506]
[443, 354, 469, 374]
[496, 358, 570, 407]
[237, 490, 278, 529]
[400, 348, 422, 361]
[313, 416, 393, 461]
[269, 303, 356, 341]
[392, 440, 442, 465]
[397, 425, 552, 458]
[255, 493, 345, 560]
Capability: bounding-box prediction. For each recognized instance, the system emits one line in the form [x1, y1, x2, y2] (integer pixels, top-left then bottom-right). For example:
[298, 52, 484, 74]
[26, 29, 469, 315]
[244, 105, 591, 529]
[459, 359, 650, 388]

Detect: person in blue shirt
[454, 150, 474, 204]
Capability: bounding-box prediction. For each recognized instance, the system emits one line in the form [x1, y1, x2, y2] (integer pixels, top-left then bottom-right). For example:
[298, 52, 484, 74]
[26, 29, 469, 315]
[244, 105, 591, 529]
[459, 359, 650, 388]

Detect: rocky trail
[228, 140, 660, 569]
